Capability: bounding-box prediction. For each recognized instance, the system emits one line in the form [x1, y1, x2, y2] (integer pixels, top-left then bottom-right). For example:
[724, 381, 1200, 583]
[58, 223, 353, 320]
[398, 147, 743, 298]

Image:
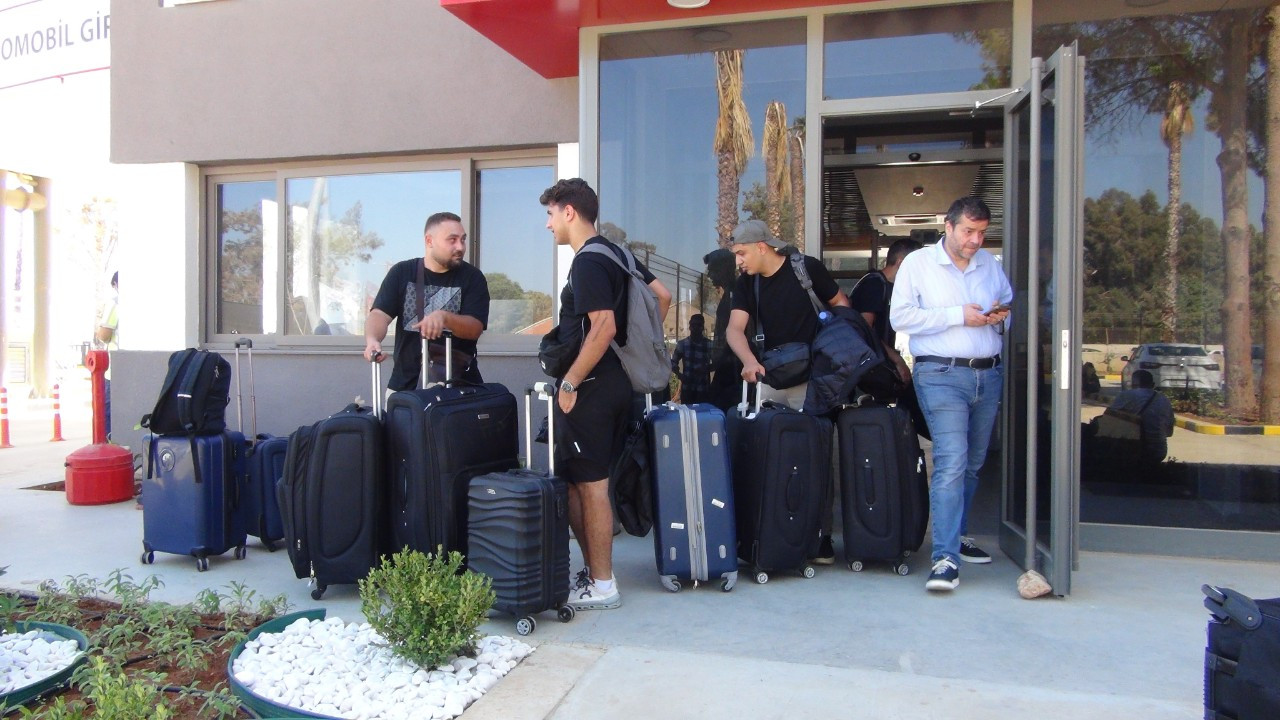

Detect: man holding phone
[890, 196, 1012, 593]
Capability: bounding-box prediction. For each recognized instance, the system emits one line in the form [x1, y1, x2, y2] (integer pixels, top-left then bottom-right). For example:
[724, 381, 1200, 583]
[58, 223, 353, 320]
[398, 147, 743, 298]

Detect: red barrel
[65, 443, 135, 505]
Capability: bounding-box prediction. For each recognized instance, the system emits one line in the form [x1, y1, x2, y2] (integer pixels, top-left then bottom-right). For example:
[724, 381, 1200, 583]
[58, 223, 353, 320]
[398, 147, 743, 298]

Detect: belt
[915, 355, 1001, 369]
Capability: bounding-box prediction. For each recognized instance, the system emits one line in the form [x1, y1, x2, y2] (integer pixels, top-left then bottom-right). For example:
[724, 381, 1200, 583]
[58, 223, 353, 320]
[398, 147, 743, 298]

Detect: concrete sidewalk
[3, 402, 1277, 719]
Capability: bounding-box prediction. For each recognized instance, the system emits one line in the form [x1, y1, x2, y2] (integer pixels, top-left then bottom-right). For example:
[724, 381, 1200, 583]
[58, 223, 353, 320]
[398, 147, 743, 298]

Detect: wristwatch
[560, 380, 576, 394]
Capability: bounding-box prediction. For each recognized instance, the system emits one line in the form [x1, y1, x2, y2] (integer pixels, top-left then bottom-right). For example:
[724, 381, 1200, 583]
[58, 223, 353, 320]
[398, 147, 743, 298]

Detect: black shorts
[553, 358, 631, 484]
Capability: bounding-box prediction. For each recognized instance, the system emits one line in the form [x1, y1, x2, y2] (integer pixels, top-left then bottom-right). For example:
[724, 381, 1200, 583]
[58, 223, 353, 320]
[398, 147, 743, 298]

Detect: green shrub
[21, 657, 174, 720]
[359, 548, 495, 669]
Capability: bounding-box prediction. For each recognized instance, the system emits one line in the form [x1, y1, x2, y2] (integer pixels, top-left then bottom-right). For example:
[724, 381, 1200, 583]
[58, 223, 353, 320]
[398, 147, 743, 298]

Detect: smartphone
[985, 302, 1011, 316]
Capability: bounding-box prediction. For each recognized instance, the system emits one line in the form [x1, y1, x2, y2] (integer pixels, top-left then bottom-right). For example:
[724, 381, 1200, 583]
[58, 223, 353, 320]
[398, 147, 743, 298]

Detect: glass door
[998, 46, 1084, 596]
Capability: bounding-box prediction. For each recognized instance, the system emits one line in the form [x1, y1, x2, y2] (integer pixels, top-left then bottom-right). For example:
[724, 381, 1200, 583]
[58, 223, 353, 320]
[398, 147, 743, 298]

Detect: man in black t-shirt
[542, 178, 670, 612]
[363, 212, 490, 391]
[725, 219, 849, 565]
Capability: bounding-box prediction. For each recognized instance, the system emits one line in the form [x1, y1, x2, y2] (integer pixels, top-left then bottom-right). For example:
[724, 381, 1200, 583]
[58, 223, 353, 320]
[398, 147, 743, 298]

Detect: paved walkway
[2, 394, 1278, 719]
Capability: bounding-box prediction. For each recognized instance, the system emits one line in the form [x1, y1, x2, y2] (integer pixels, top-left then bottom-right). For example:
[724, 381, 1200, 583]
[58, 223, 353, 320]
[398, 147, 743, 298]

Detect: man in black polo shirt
[541, 178, 671, 610]
[363, 212, 490, 390]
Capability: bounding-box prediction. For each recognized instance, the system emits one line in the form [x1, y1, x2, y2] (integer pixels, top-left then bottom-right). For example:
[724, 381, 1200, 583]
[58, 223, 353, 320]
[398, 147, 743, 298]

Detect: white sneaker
[568, 580, 621, 610]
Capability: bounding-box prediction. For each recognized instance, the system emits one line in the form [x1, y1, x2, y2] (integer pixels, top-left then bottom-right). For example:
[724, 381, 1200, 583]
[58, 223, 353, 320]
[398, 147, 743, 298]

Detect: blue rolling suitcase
[467, 383, 574, 636]
[141, 430, 248, 571]
[234, 339, 287, 551]
[648, 401, 738, 593]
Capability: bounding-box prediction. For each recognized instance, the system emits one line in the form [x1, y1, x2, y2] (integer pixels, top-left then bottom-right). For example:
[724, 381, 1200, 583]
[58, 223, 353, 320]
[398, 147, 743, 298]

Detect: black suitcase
[278, 358, 388, 600]
[726, 383, 831, 584]
[835, 403, 928, 575]
[1204, 585, 1280, 720]
[385, 333, 519, 558]
[467, 383, 574, 636]
[648, 401, 738, 593]
[233, 339, 287, 551]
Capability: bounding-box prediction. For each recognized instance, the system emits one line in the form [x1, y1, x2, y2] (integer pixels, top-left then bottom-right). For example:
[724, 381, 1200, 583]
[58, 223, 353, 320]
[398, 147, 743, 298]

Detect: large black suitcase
[467, 383, 574, 636]
[278, 358, 388, 600]
[1204, 585, 1280, 720]
[385, 334, 519, 558]
[648, 401, 738, 593]
[835, 403, 928, 575]
[726, 383, 830, 584]
[233, 338, 287, 551]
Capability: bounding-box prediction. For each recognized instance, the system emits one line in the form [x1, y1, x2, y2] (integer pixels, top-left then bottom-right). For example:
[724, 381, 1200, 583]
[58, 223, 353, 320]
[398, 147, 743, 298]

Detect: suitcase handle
[525, 382, 556, 474]
[1203, 585, 1262, 629]
[233, 337, 257, 439]
[420, 329, 456, 388]
[738, 381, 763, 420]
[369, 352, 384, 419]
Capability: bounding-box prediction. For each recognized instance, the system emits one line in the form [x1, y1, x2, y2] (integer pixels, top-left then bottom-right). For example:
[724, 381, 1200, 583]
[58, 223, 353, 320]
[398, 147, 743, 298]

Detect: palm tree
[1159, 80, 1194, 342]
[1262, 5, 1280, 422]
[762, 101, 790, 242]
[714, 49, 753, 248]
[789, 117, 806, 252]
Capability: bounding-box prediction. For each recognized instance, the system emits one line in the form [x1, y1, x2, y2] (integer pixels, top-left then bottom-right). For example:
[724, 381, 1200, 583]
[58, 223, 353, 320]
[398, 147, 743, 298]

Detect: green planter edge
[0, 621, 90, 713]
[226, 608, 351, 720]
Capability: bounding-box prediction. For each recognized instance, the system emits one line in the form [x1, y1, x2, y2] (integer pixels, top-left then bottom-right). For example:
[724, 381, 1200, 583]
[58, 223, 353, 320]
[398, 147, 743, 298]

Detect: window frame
[202, 149, 556, 354]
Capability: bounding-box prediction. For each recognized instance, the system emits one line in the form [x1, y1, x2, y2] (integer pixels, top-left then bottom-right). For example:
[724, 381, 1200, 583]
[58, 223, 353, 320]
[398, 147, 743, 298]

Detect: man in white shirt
[890, 197, 1012, 592]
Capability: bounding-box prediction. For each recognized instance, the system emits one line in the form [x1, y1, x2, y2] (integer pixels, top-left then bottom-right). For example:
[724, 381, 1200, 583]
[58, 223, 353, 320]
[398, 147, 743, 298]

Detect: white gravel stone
[231, 618, 531, 720]
[0, 631, 82, 695]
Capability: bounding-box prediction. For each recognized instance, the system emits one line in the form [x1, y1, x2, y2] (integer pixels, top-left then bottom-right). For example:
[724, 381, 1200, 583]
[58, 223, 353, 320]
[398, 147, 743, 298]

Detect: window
[209, 154, 555, 348]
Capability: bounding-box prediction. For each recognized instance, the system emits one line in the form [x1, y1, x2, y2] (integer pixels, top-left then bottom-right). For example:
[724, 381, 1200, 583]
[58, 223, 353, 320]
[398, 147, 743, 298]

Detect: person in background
[363, 212, 490, 390]
[1081, 362, 1102, 399]
[94, 271, 119, 440]
[672, 314, 712, 405]
[1106, 369, 1174, 466]
[890, 196, 1011, 593]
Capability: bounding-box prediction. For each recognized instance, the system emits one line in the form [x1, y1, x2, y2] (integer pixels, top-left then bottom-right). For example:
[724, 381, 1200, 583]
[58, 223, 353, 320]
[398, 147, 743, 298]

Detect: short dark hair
[539, 178, 599, 224]
[688, 313, 705, 329]
[944, 196, 991, 227]
[424, 211, 462, 235]
[885, 238, 923, 268]
[1132, 369, 1155, 389]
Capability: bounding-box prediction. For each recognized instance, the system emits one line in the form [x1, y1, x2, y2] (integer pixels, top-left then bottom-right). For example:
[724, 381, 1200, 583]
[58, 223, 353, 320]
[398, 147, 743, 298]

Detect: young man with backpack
[541, 178, 671, 610]
[724, 219, 850, 564]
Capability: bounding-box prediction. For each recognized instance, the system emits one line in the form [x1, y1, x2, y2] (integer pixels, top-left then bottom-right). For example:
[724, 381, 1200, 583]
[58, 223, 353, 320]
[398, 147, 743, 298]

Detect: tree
[789, 117, 806, 251]
[1159, 79, 1194, 342]
[1262, 6, 1280, 421]
[741, 182, 794, 247]
[714, 49, 753, 248]
[762, 100, 790, 241]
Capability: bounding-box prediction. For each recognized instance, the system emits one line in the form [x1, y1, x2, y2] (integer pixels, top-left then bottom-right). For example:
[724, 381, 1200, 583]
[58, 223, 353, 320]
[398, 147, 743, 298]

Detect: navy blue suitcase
[726, 384, 830, 584]
[141, 430, 248, 571]
[648, 401, 738, 593]
[233, 339, 287, 551]
[467, 384, 574, 636]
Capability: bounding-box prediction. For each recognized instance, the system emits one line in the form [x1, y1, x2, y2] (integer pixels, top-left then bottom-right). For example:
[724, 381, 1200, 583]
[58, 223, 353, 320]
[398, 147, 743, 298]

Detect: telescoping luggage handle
[369, 351, 385, 420]
[737, 380, 765, 420]
[420, 329, 457, 388]
[233, 338, 257, 438]
[525, 382, 556, 475]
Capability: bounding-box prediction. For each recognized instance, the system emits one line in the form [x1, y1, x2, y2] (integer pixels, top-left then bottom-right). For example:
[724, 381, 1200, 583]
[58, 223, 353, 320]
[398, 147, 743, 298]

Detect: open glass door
[998, 46, 1084, 596]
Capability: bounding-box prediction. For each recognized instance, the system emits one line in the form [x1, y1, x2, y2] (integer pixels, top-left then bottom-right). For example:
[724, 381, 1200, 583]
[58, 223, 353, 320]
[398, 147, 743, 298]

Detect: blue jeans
[913, 362, 1003, 565]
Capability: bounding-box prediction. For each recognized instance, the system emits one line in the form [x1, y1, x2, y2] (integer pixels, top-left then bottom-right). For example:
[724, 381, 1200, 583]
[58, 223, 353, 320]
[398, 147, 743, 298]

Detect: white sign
[0, 0, 110, 91]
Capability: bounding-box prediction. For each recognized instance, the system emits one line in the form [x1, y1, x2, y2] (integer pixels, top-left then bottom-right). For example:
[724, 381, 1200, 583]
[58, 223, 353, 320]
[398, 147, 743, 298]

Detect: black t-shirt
[555, 237, 656, 371]
[371, 258, 490, 390]
[850, 270, 894, 346]
[732, 253, 839, 351]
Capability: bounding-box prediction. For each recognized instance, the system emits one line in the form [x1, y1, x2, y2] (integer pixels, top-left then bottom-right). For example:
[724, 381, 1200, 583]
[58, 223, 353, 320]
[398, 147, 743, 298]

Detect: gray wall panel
[111, 1, 577, 164]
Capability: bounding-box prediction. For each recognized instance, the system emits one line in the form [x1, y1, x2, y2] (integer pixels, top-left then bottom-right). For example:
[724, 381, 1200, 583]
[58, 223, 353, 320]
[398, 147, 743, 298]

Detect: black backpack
[142, 348, 232, 436]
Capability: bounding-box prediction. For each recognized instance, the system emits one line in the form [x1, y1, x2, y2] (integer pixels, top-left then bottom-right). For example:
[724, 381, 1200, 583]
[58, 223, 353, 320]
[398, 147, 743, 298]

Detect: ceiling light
[912, 186, 925, 197]
[669, 0, 710, 8]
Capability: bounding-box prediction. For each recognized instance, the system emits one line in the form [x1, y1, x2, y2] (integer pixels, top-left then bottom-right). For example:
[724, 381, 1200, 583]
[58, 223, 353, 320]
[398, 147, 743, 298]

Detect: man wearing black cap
[725, 219, 849, 564]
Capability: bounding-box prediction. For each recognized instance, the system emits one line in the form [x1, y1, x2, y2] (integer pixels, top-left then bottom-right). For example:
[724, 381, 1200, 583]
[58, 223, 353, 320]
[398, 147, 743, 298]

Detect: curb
[1174, 417, 1280, 436]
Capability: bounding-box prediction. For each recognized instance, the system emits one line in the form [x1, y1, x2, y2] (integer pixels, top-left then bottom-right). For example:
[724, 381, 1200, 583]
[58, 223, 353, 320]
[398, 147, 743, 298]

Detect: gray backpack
[579, 243, 671, 393]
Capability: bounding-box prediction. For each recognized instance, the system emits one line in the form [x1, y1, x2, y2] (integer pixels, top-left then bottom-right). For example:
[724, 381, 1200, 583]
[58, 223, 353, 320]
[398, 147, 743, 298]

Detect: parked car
[1120, 343, 1221, 390]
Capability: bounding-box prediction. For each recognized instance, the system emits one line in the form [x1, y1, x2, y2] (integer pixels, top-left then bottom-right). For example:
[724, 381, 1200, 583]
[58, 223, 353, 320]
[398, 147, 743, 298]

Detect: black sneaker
[811, 536, 835, 565]
[959, 536, 992, 564]
[925, 557, 959, 592]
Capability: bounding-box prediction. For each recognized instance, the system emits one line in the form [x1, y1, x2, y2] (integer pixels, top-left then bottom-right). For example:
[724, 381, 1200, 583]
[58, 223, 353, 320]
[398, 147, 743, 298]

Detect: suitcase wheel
[720, 578, 734, 593]
[755, 571, 769, 585]
[802, 566, 816, 579]
[660, 576, 682, 593]
[894, 562, 910, 577]
[849, 561, 864, 572]
[557, 606, 575, 623]
[516, 616, 536, 636]
[195, 557, 209, 572]
[234, 545, 248, 560]
[140, 551, 154, 565]
[311, 586, 326, 601]
[263, 539, 277, 552]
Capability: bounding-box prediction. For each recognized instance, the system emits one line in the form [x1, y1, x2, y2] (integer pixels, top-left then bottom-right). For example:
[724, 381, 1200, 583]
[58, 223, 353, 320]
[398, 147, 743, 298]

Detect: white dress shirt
[889, 240, 1012, 359]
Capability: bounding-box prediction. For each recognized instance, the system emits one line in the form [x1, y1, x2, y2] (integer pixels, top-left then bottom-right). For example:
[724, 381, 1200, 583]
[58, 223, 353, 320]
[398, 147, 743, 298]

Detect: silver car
[1120, 343, 1222, 390]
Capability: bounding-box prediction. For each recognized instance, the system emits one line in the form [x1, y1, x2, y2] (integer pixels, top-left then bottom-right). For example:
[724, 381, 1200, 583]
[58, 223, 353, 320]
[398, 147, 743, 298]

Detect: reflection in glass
[216, 181, 275, 334]
[1034, 4, 1278, 534]
[476, 166, 556, 335]
[823, 3, 1011, 100]
[284, 171, 460, 337]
